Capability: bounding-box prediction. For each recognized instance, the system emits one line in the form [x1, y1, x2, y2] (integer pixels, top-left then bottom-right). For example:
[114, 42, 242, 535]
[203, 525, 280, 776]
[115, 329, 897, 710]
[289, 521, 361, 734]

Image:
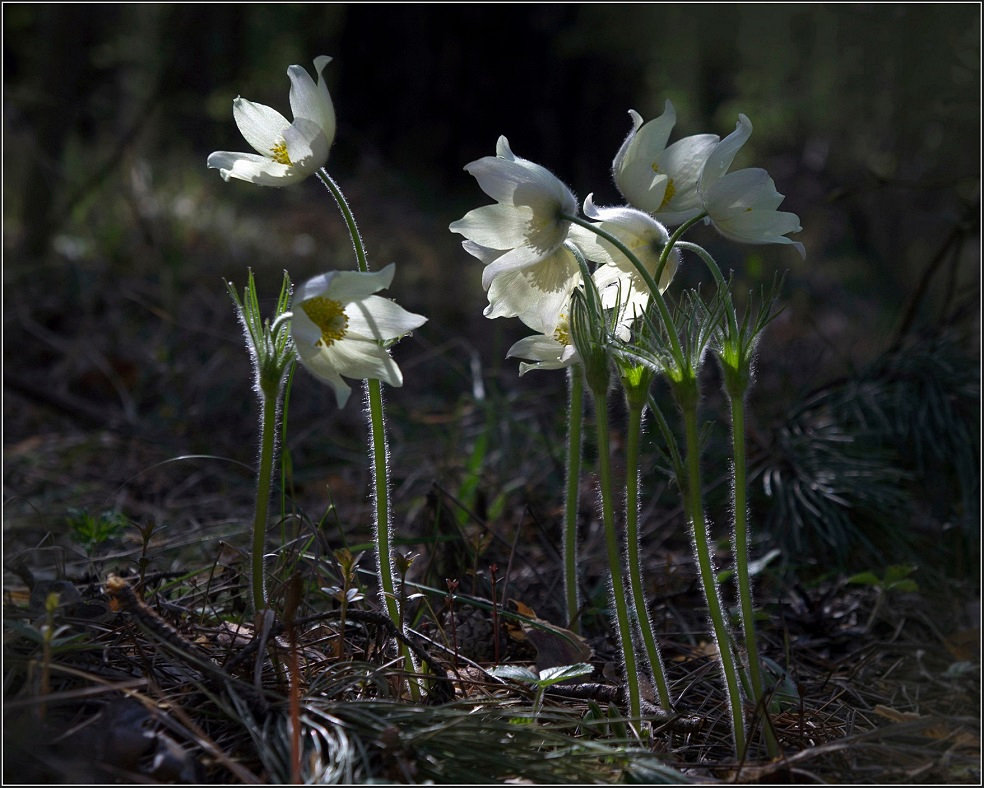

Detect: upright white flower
[571, 195, 681, 322]
[613, 100, 720, 226]
[698, 114, 805, 257]
[291, 264, 427, 407]
[207, 56, 336, 187]
[449, 136, 578, 290]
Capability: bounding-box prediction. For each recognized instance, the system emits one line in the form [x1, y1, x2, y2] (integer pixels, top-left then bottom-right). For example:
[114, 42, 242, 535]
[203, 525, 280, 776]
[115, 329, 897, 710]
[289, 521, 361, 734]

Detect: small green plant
[66, 508, 127, 555]
[322, 548, 366, 658]
[847, 564, 920, 631]
[489, 662, 594, 715]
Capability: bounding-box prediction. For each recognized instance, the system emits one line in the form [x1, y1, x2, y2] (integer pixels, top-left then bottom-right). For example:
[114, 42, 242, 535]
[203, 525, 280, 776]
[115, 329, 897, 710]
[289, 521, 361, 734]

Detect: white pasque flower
[698, 114, 805, 257]
[207, 56, 336, 187]
[449, 136, 578, 290]
[571, 195, 681, 322]
[291, 264, 427, 407]
[613, 100, 720, 226]
[462, 240, 581, 333]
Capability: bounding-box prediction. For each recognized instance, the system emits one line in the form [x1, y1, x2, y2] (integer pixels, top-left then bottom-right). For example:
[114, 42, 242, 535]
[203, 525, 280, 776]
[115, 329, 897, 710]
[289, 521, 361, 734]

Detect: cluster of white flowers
[208, 56, 802, 394]
[449, 100, 803, 374]
[208, 57, 426, 407]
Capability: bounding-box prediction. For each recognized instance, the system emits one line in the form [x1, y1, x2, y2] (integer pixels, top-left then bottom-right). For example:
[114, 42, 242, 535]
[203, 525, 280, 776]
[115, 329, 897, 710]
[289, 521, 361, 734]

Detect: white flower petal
[508, 333, 578, 375]
[713, 208, 803, 242]
[205, 150, 299, 186]
[464, 155, 571, 210]
[613, 101, 676, 211]
[283, 118, 329, 172]
[346, 295, 427, 341]
[288, 57, 336, 145]
[495, 135, 516, 160]
[460, 240, 505, 263]
[298, 263, 396, 305]
[484, 247, 580, 331]
[700, 114, 752, 195]
[292, 265, 426, 404]
[325, 337, 404, 387]
[610, 108, 644, 176]
[232, 98, 291, 156]
[449, 204, 534, 249]
[697, 114, 804, 254]
[706, 168, 784, 212]
[453, 139, 576, 289]
[294, 344, 352, 407]
[480, 243, 550, 290]
[290, 316, 322, 362]
[652, 133, 720, 222]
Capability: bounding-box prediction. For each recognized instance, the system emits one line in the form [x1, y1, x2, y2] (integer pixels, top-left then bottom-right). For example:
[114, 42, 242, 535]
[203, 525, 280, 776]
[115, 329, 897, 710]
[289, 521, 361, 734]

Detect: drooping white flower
[698, 114, 805, 257]
[207, 56, 336, 187]
[291, 264, 427, 407]
[462, 240, 581, 333]
[570, 195, 681, 322]
[613, 101, 720, 226]
[449, 136, 578, 290]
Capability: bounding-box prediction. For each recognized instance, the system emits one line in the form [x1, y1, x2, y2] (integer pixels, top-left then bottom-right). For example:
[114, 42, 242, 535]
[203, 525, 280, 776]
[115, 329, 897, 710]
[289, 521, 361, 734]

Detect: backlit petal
[449, 204, 534, 249]
[283, 117, 331, 173]
[232, 98, 291, 156]
[288, 57, 336, 145]
[322, 337, 404, 387]
[346, 295, 427, 341]
[205, 150, 299, 186]
[700, 114, 752, 195]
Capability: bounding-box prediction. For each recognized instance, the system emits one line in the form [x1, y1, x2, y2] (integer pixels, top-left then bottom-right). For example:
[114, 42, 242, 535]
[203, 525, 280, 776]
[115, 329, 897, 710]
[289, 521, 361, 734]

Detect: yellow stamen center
[302, 297, 349, 347]
[271, 140, 293, 166]
[553, 314, 571, 346]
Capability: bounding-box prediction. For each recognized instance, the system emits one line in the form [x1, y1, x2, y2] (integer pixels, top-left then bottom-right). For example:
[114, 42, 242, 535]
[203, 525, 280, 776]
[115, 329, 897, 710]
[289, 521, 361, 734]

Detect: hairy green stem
[564, 365, 585, 632]
[624, 397, 673, 709]
[318, 167, 418, 697]
[678, 236, 776, 754]
[364, 379, 402, 632]
[680, 395, 746, 755]
[728, 371, 779, 757]
[319, 169, 369, 274]
[591, 391, 642, 722]
[251, 386, 281, 612]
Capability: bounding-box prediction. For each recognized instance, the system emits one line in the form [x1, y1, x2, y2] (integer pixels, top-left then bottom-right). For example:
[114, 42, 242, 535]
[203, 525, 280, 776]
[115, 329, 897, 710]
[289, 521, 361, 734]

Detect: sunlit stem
[316, 167, 419, 698]
[624, 394, 673, 709]
[564, 365, 585, 632]
[590, 388, 642, 722]
[363, 378, 405, 642]
[318, 169, 369, 274]
[679, 383, 746, 756]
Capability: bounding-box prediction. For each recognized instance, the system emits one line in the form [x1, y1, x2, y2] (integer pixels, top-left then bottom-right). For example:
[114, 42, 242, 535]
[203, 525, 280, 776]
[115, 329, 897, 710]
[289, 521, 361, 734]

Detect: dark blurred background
[3, 5, 980, 588]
